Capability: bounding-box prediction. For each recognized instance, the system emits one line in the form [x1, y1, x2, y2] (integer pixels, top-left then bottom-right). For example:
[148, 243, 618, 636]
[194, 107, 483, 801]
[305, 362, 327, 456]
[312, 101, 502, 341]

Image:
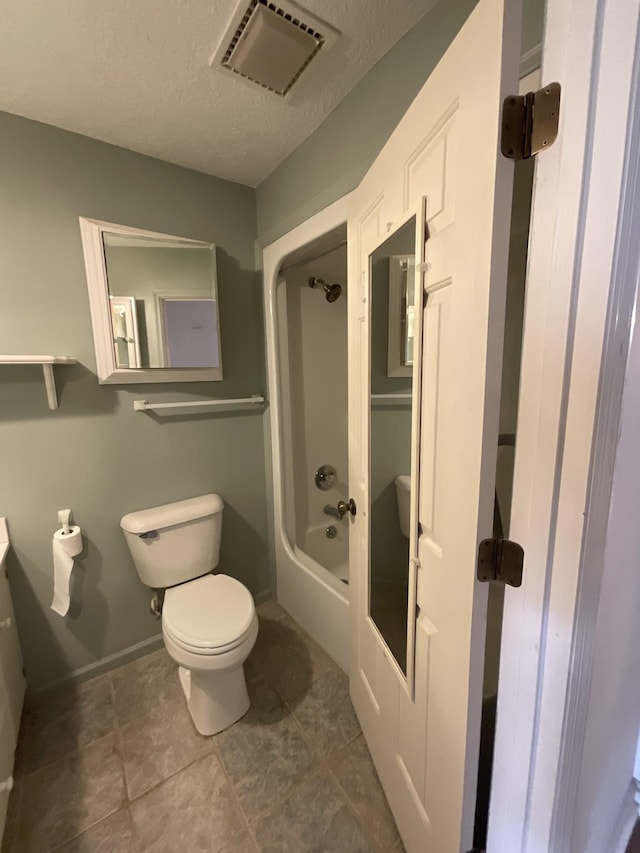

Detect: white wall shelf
[0, 356, 77, 410]
[133, 395, 264, 414]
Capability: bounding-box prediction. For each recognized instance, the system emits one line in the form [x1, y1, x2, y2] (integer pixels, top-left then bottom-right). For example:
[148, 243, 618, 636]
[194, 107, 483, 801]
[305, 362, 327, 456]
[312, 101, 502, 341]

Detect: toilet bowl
[120, 494, 258, 735]
[161, 573, 258, 734]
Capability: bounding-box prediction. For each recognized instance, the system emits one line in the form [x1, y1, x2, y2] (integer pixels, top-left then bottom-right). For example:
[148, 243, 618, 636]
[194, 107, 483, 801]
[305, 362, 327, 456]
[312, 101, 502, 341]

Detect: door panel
[347, 0, 521, 850]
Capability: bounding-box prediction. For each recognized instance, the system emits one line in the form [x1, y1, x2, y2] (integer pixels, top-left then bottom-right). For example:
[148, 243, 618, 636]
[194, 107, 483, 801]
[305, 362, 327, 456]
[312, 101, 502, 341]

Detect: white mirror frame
[79, 217, 223, 384]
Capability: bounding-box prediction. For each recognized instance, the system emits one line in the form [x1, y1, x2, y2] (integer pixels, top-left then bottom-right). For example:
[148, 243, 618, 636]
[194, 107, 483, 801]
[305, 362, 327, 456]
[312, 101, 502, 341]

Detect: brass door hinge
[501, 82, 561, 160]
[477, 537, 524, 587]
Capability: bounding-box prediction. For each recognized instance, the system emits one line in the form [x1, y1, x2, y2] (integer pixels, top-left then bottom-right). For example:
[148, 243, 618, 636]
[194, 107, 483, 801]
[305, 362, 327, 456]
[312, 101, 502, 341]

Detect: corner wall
[0, 111, 268, 692]
[255, 0, 545, 250]
[255, 0, 479, 248]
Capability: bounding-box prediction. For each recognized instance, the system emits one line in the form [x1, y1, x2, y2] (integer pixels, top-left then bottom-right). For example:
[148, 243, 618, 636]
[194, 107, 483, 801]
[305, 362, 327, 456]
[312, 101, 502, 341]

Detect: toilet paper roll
[51, 526, 83, 617]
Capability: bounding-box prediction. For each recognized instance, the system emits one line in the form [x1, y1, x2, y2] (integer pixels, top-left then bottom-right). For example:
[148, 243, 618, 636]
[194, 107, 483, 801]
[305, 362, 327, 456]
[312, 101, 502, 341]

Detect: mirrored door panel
[369, 215, 417, 675]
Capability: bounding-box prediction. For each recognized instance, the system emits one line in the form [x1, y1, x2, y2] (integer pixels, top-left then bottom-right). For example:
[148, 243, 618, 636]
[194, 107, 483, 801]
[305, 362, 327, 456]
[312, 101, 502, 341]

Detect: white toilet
[120, 493, 258, 736]
[394, 475, 411, 538]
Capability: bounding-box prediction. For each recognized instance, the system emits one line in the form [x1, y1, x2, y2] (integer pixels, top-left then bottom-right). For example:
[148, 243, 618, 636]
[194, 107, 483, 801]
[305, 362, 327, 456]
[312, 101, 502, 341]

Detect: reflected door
[347, 0, 521, 849]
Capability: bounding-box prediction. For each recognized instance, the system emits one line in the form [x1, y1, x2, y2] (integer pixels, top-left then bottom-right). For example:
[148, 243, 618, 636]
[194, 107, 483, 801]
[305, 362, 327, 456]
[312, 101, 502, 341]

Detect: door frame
[488, 0, 640, 849]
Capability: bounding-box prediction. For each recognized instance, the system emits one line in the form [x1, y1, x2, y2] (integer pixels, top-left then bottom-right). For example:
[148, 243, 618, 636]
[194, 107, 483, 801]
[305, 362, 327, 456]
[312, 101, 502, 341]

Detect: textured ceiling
[0, 0, 437, 187]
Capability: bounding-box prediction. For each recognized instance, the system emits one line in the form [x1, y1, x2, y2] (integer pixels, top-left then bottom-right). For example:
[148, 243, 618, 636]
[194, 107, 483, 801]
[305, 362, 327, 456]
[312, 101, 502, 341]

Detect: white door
[347, 0, 521, 850]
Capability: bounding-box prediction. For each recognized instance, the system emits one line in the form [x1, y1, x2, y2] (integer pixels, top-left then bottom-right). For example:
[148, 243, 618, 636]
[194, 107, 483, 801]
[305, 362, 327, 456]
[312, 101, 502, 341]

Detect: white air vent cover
[211, 0, 339, 97]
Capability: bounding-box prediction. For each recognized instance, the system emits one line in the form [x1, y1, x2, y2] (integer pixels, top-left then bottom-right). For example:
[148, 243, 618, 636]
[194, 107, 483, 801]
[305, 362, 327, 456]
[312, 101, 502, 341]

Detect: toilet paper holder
[57, 508, 72, 536]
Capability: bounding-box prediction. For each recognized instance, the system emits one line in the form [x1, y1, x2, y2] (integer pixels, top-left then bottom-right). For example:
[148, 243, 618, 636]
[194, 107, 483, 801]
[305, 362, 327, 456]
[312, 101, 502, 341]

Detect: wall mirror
[79, 218, 222, 384]
[369, 214, 420, 678]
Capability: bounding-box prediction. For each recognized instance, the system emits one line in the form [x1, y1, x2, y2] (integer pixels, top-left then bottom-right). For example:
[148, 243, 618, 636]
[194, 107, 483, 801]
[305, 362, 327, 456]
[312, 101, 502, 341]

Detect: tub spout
[323, 504, 341, 520]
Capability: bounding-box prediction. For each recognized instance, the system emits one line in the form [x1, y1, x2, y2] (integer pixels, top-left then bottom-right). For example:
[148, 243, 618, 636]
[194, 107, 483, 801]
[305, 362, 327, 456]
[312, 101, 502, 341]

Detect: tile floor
[3, 601, 404, 853]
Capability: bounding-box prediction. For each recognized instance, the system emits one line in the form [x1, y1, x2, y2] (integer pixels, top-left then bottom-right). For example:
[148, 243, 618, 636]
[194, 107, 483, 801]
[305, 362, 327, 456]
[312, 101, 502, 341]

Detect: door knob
[337, 499, 357, 518]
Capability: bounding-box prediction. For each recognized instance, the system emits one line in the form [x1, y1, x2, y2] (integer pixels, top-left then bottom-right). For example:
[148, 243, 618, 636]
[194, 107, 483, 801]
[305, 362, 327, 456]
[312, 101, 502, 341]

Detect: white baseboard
[28, 587, 274, 699]
[27, 634, 165, 699]
[254, 588, 273, 606]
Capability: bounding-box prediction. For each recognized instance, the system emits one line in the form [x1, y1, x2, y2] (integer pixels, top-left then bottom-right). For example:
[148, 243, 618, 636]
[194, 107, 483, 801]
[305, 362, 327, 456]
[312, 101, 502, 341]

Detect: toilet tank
[120, 494, 223, 589]
[394, 475, 411, 539]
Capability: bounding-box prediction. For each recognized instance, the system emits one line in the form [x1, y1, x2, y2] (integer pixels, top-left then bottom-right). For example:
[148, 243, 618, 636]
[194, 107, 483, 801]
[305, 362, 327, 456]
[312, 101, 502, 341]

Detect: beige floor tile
[252, 770, 374, 853]
[12, 614, 399, 853]
[328, 734, 400, 851]
[54, 809, 134, 852]
[22, 675, 115, 775]
[229, 714, 318, 821]
[130, 753, 245, 852]
[120, 696, 214, 800]
[215, 681, 287, 779]
[218, 831, 259, 853]
[17, 732, 126, 853]
[255, 600, 287, 621]
[288, 668, 360, 758]
[112, 649, 182, 726]
[246, 614, 335, 701]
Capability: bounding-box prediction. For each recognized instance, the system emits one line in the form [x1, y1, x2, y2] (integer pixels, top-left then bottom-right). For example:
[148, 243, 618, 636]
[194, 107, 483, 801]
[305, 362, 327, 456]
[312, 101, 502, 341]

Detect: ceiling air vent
[211, 0, 339, 97]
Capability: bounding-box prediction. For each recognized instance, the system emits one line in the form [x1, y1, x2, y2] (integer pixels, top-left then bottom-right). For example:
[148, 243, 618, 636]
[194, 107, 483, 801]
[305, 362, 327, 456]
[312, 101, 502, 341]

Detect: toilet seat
[163, 573, 255, 656]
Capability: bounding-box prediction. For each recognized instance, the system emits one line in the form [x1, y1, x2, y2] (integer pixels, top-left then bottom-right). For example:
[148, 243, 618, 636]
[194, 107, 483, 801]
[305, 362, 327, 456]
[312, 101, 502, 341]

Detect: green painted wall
[0, 111, 268, 692]
[0, 0, 546, 692]
[255, 0, 545, 248]
[255, 0, 479, 248]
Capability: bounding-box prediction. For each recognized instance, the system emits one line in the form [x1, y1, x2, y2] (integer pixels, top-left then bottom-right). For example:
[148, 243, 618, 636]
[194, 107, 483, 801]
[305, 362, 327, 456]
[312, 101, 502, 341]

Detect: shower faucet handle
[337, 499, 357, 519]
[315, 464, 337, 491]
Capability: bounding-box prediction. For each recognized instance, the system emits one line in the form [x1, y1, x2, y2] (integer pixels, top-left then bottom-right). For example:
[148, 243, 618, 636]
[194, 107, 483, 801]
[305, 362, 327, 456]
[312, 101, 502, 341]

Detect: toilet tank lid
[394, 475, 411, 492]
[120, 494, 223, 534]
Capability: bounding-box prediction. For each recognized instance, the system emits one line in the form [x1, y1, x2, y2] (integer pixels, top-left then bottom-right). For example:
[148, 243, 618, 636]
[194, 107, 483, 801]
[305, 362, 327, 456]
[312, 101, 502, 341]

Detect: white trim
[27, 634, 164, 697]
[78, 217, 222, 384]
[262, 195, 351, 673]
[550, 6, 640, 847]
[488, 0, 640, 850]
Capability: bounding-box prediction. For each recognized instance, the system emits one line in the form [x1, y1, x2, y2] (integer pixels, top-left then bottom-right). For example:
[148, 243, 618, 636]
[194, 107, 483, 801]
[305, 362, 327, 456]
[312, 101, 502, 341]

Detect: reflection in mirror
[102, 232, 220, 370]
[369, 216, 416, 675]
[387, 254, 416, 377]
[79, 217, 223, 384]
[109, 295, 141, 368]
